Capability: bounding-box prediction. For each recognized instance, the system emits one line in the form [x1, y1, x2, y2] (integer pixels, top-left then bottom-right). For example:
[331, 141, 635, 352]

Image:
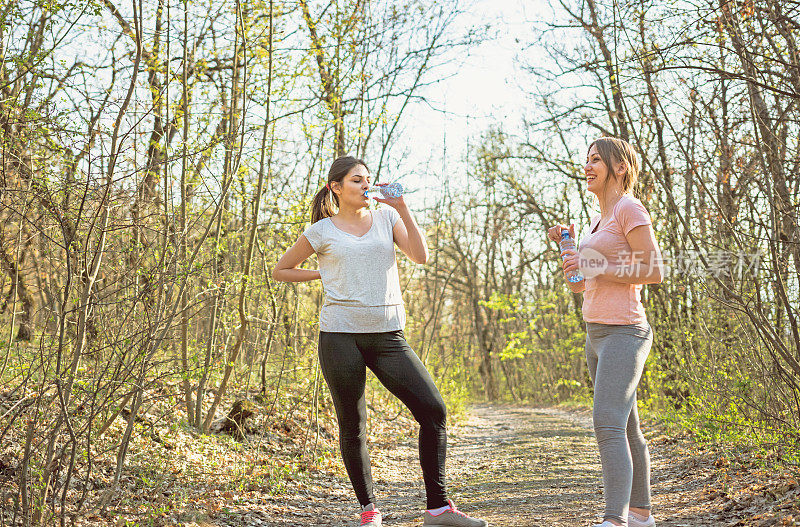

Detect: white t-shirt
[303, 207, 405, 332]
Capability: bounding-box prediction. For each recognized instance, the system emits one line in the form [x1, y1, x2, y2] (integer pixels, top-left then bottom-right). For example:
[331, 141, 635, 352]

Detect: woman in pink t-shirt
[547, 137, 663, 527]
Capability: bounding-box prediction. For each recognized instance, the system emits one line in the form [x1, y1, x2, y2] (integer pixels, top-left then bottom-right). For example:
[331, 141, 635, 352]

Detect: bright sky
[393, 0, 552, 205]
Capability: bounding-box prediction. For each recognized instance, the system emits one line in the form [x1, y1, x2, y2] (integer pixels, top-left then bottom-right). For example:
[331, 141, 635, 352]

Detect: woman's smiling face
[584, 144, 609, 195]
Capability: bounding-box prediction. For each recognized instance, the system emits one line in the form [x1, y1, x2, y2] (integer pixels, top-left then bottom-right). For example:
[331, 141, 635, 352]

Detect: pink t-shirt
[578, 195, 653, 325]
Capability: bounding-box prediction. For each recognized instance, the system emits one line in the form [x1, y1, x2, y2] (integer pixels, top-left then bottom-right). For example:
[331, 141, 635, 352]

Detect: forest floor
[5, 398, 797, 526]
[190, 404, 799, 527]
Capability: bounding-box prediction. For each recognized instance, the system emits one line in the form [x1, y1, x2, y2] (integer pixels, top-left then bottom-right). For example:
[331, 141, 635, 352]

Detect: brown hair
[310, 156, 369, 223]
[588, 137, 640, 195]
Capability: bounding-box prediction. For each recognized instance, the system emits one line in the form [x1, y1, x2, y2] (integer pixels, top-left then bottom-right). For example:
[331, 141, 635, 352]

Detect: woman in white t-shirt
[273, 156, 487, 527]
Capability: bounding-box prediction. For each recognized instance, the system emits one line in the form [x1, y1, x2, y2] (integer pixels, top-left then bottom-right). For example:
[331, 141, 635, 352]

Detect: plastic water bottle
[365, 182, 403, 199]
[559, 230, 584, 283]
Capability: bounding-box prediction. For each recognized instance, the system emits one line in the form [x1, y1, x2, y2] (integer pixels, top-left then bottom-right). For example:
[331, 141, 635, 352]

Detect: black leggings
[318, 330, 448, 509]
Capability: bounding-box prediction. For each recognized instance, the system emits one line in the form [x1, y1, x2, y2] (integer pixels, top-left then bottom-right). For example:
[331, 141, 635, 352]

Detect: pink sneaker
[423, 500, 488, 527]
[360, 503, 382, 527]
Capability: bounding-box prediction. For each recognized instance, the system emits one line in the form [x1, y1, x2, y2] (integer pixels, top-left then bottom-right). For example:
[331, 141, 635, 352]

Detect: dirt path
[208, 405, 792, 527]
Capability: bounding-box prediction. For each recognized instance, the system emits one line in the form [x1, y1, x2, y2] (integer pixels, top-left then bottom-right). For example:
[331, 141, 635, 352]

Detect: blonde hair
[588, 137, 640, 194]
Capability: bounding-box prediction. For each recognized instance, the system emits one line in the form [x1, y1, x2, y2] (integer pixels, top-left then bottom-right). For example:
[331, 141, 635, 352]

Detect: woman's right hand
[560, 247, 586, 292]
[547, 223, 575, 244]
[560, 248, 580, 275]
[272, 235, 319, 282]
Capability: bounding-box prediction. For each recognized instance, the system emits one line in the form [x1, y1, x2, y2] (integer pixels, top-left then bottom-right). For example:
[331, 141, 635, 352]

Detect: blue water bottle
[559, 230, 584, 283]
[365, 182, 403, 199]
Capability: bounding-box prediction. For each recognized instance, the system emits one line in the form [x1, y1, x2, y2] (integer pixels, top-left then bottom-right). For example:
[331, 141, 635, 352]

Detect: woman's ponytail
[311, 185, 337, 224]
[310, 155, 369, 223]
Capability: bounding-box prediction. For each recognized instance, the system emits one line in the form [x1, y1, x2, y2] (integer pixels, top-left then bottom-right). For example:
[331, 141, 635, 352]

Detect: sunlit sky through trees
[397, 0, 550, 205]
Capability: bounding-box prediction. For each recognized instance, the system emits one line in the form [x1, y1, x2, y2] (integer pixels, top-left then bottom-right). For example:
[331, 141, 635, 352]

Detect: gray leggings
[585, 322, 653, 525]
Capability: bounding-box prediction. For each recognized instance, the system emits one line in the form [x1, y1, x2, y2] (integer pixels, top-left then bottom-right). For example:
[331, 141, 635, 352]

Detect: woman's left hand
[371, 183, 407, 210]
